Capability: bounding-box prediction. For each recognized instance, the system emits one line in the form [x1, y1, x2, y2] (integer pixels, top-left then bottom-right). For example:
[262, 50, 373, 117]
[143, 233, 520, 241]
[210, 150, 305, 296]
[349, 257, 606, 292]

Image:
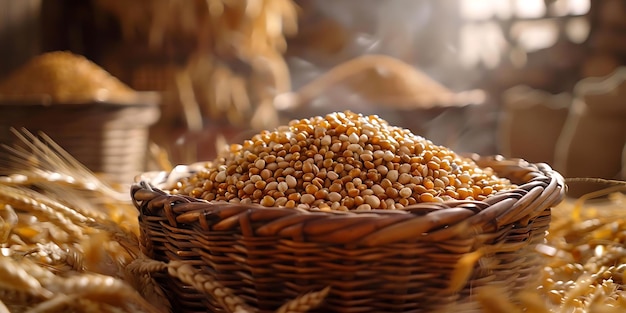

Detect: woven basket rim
[132, 155, 566, 246]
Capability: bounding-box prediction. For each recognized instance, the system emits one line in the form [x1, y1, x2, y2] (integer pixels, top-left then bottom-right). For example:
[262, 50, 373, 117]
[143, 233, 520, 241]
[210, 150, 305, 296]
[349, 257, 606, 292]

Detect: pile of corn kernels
[171, 111, 513, 211]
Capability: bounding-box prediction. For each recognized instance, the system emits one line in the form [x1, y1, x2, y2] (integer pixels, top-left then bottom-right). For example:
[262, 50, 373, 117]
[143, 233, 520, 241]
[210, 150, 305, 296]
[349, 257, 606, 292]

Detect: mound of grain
[0, 51, 135, 103]
[171, 111, 513, 211]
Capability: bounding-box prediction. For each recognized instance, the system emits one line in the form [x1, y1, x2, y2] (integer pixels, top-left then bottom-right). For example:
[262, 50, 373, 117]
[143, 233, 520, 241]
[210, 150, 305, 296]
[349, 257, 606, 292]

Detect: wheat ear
[167, 261, 255, 313]
[275, 286, 331, 313]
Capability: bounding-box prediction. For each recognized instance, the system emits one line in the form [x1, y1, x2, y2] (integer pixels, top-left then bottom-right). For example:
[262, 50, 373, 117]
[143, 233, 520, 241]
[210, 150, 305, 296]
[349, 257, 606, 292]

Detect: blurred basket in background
[132, 155, 565, 313]
[0, 97, 160, 184]
[0, 51, 161, 184]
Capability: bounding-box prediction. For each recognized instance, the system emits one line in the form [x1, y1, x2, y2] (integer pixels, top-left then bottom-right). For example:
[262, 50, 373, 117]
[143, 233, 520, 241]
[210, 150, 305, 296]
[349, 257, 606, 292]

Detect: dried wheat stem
[167, 261, 255, 313]
[564, 177, 626, 186]
[0, 174, 125, 208]
[275, 286, 331, 313]
[22, 242, 83, 274]
[63, 247, 84, 272]
[1, 128, 127, 200]
[475, 285, 523, 313]
[0, 205, 16, 244]
[24, 294, 77, 313]
[0, 184, 91, 225]
[86, 221, 140, 257]
[124, 257, 171, 311]
[175, 70, 204, 131]
[0, 288, 45, 308]
[41, 273, 164, 313]
[25, 295, 131, 313]
[76, 297, 137, 313]
[132, 273, 171, 312]
[0, 185, 88, 239]
[40, 186, 113, 222]
[126, 257, 168, 275]
[0, 256, 53, 299]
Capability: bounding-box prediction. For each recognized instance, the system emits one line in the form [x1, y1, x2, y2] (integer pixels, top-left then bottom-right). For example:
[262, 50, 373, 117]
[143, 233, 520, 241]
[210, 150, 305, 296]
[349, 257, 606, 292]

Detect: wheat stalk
[167, 261, 255, 313]
[126, 257, 168, 275]
[0, 129, 126, 200]
[275, 286, 331, 313]
[0, 256, 53, 299]
[125, 257, 172, 311]
[0, 185, 87, 240]
[41, 273, 164, 313]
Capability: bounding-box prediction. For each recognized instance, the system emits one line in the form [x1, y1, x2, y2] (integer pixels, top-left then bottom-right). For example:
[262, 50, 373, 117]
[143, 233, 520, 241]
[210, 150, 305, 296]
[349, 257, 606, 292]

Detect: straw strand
[167, 261, 255, 313]
[275, 287, 331, 313]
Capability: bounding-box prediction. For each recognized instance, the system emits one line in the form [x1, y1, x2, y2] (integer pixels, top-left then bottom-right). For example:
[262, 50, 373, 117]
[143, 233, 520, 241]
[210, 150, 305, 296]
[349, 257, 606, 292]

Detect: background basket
[0, 95, 160, 184]
[131, 155, 565, 313]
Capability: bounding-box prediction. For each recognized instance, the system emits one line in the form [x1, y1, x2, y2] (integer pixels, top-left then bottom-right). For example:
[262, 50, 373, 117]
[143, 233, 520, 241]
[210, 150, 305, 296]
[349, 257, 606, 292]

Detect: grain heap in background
[171, 111, 514, 210]
[0, 51, 136, 103]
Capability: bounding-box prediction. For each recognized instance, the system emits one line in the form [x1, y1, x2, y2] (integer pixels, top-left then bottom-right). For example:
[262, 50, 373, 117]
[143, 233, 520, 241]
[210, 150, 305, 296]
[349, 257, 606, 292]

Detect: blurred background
[0, 0, 624, 191]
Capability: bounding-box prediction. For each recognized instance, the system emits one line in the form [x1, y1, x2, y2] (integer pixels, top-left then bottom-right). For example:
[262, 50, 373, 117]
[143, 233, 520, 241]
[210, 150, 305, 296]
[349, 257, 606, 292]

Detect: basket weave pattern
[131, 155, 565, 313]
[0, 103, 159, 183]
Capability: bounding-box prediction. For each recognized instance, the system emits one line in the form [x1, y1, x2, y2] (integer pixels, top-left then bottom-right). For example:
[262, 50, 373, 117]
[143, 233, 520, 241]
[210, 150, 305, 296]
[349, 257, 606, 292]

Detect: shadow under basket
[131, 155, 565, 313]
[0, 94, 160, 184]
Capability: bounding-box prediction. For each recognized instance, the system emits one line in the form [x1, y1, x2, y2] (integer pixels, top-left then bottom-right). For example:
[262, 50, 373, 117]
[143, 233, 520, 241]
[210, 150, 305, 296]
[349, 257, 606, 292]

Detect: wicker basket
[0, 93, 160, 184]
[131, 155, 565, 313]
